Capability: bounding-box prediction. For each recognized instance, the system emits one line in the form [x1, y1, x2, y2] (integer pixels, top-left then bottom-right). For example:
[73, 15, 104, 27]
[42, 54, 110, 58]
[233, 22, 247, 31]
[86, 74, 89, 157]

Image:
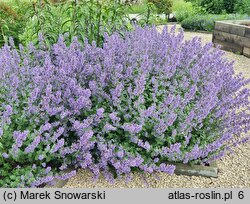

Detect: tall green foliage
[136, 1, 159, 25]
[0, 0, 32, 47]
[199, 0, 224, 14]
[127, 1, 166, 26]
[148, 0, 173, 17]
[223, 0, 235, 13]
[186, 0, 250, 14]
[20, 0, 130, 47]
[234, 0, 250, 15]
[173, 0, 198, 22]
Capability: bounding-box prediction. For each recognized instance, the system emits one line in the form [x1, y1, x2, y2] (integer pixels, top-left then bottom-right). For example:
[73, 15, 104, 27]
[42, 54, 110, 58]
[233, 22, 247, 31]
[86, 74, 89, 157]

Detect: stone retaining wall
[212, 20, 250, 58]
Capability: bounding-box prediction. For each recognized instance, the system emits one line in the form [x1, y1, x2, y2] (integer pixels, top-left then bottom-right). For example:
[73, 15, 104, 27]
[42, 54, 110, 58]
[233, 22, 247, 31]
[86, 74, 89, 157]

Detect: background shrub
[1, 26, 249, 187]
[148, 0, 173, 17]
[172, 0, 197, 22]
[181, 15, 214, 31]
[127, 0, 148, 14]
[127, 0, 168, 26]
[0, 0, 32, 47]
[186, 0, 250, 15]
[20, 0, 130, 47]
[199, 0, 225, 14]
[223, 0, 236, 13]
[136, 1, 162, 26]
[181, 13, 248, 32]
[223, 0, 250, 14]
[234, 0, 250, 15]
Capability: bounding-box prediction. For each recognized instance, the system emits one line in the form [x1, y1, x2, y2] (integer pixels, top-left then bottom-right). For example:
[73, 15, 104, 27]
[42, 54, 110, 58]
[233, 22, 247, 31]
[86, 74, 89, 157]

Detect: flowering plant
[0, 26, 249, 187]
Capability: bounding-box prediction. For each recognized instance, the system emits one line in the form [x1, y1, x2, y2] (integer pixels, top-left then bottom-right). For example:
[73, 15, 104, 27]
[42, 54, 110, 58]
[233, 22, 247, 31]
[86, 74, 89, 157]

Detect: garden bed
[213, 20, 250, 57]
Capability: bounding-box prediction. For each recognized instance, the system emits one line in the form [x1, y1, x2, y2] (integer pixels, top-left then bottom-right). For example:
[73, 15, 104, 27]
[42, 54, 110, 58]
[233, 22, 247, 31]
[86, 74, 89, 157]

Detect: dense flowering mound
[0, 26, 249, 187]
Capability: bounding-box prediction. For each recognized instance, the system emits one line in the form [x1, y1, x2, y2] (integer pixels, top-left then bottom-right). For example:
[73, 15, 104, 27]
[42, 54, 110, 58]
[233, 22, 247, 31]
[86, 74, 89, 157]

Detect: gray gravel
[64, 25, 250, 188]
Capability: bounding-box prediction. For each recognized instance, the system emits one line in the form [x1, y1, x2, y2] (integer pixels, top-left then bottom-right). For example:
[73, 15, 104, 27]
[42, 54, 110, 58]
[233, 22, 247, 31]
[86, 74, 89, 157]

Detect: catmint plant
[0, 26, 249, 187]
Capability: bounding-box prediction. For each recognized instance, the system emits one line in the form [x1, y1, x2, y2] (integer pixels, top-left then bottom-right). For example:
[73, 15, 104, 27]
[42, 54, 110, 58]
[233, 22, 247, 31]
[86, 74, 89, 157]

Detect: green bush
[234, 0, 250, 15]
[186, 0, 250, 14]
[223, 0, 236, 13]
[127, 0, 148, 14]
[0, 0, 32, 47]
[20, 0, 130, 47]
[148, 0, 173, 16]
[172, 0, 197, 22]
[127, 1, 168, 26]
[136, 2, 159, 25]
[181, 13, 248, 32]
[181, 14, 214, 31]
[185, 0, 225, 14]
[199, 0, 225, 14]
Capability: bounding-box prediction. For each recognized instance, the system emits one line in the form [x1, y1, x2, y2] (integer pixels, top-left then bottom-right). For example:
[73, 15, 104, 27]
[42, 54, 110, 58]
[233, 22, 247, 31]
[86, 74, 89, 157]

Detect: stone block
[215, 22, 245, 36]
[213, 30, 250, 48]
[171, 162, 218, 178]
[213, 38, 243, 54]
[243, 47, 250, 58]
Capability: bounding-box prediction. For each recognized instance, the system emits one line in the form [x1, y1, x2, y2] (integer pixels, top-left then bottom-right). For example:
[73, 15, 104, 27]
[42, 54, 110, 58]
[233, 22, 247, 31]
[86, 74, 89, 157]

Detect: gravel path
[64, 26, 250, 188]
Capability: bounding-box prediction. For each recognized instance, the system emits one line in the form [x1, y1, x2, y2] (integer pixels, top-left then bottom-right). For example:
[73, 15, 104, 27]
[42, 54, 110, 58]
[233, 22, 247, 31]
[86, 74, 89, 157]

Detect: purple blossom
[13, 131, 28, 146]
[157, 164, 175, 174]
[117, 150, 124, 158]
[172, 129, 177, 137]
[51, 139, 65, 153]
[79, 130, 94, 146]
[122, 123, 142, 134]
[0, 128, 3, 137]
[40, 123, 52, 133]
[2, 152, 9, 158]
[38, 155, 44, 160]
[25, 136, 41, 153]
[52, 127, 64, 142]
[137, 139, 151, 151]
[109, 112, 120, 123]
[55, 170, 76, 180]
[4, 105, 13, 116]
[59, 164, 67, 170]
[111, 83, 124, 105]
[104, 123, 116, 132]
[45, 167, 52, 174]
[96, 108, 105, 116]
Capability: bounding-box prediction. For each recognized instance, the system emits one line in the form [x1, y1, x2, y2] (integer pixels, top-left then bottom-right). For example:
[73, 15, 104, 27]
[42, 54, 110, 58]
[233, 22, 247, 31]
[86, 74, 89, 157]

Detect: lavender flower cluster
[0, 26, 249, 187]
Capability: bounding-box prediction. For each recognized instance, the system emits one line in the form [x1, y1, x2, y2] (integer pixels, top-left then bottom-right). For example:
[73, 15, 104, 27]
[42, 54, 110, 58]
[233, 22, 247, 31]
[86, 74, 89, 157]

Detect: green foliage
[148, 0, 173, 16]
[181, 13, 248, 32]
[127, 0, 148, 14]
[199, 0, 224, 14]
[136, 2, 159, 25]
[181, 15, 214, 31]
[20, 0, 130, 47]
[172, 0, 198, 22]
[127, 1, 167, 26]
[234, 0, 250, 15]
[186, 0, 250, 14]
[0, 0, 32, 47]
[223, 0, 236, 13]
